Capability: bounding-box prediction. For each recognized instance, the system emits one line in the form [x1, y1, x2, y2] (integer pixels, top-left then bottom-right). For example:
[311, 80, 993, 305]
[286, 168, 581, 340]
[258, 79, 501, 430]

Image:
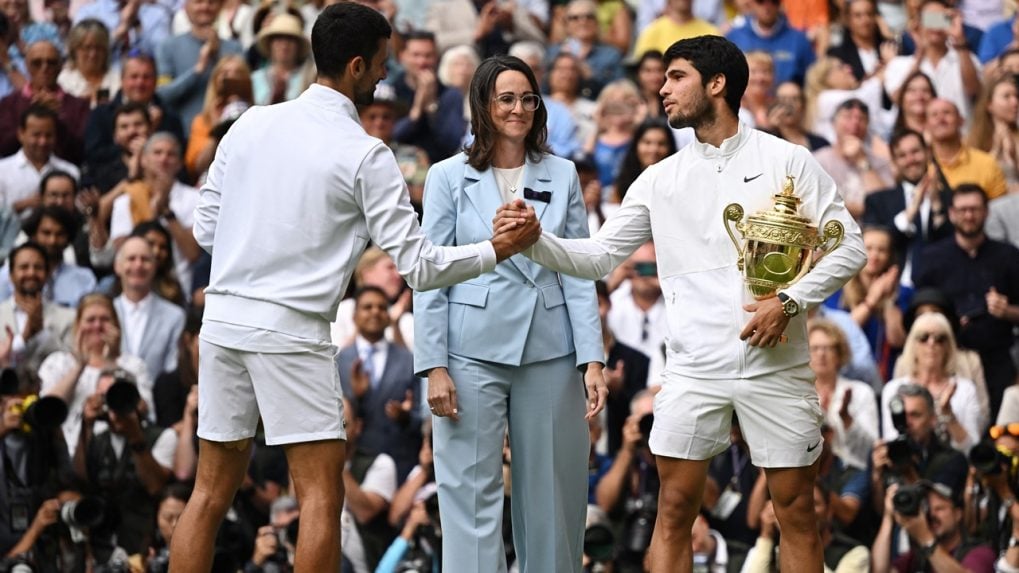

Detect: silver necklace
[495, 166, 523, 194]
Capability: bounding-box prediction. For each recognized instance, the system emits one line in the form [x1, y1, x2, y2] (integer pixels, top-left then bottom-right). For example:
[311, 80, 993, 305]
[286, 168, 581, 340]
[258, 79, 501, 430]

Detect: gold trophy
[723, 176, 845, 300]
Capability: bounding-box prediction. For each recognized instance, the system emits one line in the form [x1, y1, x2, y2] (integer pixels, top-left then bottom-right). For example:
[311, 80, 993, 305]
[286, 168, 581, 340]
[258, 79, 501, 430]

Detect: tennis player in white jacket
[496, 36, 866, 573]
[168, 4, 540, 572]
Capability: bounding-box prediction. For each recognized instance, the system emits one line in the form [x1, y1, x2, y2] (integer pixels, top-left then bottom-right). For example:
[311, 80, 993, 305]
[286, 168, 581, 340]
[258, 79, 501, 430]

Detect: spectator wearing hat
[359, 84, 428, 218]
[251, 13, 311, 106]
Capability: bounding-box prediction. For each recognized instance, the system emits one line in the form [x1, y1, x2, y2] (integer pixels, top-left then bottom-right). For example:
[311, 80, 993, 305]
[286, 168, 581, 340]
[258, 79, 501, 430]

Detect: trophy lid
[743, 176, 820, 246]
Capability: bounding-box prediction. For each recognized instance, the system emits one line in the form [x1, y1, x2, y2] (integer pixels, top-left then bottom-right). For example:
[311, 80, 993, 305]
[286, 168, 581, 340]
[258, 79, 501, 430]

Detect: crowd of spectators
[0, 0, 1018, 570]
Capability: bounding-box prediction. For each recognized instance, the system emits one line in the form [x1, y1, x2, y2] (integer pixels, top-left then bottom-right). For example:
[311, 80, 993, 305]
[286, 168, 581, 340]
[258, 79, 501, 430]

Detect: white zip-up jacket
[527, 124, 866, 379]
[194, 85, 496, 344]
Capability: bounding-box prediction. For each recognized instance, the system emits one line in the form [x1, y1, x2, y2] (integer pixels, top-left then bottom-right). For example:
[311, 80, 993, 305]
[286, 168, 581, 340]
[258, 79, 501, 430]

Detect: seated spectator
[341, 396, 398, 572]
[825, 226, 906, 376]
[882, 312, 985, 453]
[895, 288, 989, 422]
[87, 101, 151, 198]
[883, 0, 981, 123]
[986, 191, 1019, 250]
[612, 120, 677, 204]
[767, 81, 831, 151]
[436, 44, 479, 103]
[547, 52, 598, 149]
[82, 53, 185, 177]
[183, 55, 251, 178]
[703, 418, 759, 572]
[810, 303, 883, 390]
[812, 100, 894, 218]
[250, 13, 310, 106]
[358, 85, 428, 218]
[892, 71, 937, 136]
[607, 242, 667, 388]
[725, 0, 815, 85]
[337, 286, 423, 483]
[110, 237, 185, 383]
[743, 481, 870, 572]
[967, 75, 1019, 194]
[587, 79, 641, 200]
[510, 41, 583, 159]
[424, 0, 545, 59]
[0, 242, 74, 384]
[1, 0, 61, 76]
[127, 221, 185, 308]
[634, 0, 719, 59]
[0, 105, 79, 218]
[810, 319, 879, 471]
[741, 51, 775, 130]
[872, 480, 995, 573]
[826, 0, 889, 81]
[546, 0, 623, 96]
[330, 248, 412, 350]
[0, 206, 96, 307]
[928, 98, 1008, 199]
[805, 57, 889, 142]
[39, 292, 151, 457]
[155, 0, 244, 138]
[631, 50, 666, 121]
[73, 0, 171, 62]
[22, 170, 91, 269]
[74, 368, 176, 556]
[56, 19, 119, 108]
[107, 133, 200, 292]
[0, 41, 90, 165]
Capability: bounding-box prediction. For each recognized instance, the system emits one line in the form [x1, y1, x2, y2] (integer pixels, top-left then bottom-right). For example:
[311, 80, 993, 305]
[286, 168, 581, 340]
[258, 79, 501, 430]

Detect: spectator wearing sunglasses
[881, 312, 986, 454]
[725, 0, 815, 86]
[0, 40, 89, 165]
[545, 0, 624, 97]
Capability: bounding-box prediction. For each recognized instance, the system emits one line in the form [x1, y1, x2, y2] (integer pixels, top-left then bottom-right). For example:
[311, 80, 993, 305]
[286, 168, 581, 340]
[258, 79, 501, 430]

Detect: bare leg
[647, 456, 710, 573]
[766, 462, 823, 573]
[169, 439, 252, 573]
[284, 439, 346, 573]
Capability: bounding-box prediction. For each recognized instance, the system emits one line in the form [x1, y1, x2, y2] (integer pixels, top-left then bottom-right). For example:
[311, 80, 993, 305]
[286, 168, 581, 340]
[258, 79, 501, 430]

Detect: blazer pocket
[539, 284, 566, 309]
[448, 283, 489, 308]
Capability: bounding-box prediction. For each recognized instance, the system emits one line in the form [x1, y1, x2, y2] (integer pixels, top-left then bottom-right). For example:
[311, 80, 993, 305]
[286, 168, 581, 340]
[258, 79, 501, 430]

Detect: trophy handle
[817, 220, 845, 256]
[722, 203, 745, 271]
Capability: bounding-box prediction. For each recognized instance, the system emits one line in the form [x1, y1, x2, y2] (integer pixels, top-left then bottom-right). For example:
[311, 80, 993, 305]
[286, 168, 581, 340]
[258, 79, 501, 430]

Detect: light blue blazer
[414, 152, 602, 375]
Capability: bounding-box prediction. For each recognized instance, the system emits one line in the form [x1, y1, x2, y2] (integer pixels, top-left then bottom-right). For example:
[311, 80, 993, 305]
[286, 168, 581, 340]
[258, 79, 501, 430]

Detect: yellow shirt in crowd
[633, 17, 721, 58]
[938, 146, 1007, 200]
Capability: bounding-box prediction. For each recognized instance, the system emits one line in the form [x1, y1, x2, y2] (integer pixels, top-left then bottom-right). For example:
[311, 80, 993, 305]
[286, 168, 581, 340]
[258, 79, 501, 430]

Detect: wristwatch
[777, 292, 800, 318]
[918, 538, 938, 560]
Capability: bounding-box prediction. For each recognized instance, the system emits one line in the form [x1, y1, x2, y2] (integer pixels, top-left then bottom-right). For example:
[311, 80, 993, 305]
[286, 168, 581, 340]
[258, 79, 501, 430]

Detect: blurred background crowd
[0, 0, 1018, 570]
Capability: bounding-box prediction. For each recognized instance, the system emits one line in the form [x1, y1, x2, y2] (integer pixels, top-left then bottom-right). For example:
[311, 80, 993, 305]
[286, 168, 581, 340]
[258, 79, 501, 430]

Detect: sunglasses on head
[990, 423, 1019, 440]
[917, 332, 949, 344]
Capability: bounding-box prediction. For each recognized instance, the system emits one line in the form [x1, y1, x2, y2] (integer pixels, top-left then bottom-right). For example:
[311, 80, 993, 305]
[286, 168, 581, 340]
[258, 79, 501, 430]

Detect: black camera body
[886, 396, 915, 470]
[893, 483, 928, 516]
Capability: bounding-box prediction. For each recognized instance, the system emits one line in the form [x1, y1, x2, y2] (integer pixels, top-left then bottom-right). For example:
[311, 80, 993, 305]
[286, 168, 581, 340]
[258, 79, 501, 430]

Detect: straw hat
[256, 13, 309, 61]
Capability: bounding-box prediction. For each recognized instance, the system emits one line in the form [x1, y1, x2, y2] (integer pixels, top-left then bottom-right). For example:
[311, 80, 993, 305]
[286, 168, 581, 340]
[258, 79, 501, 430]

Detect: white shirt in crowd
[119, 293, 153, 358]
[341, 452, 397, 573]
[608, 280, 668, 387]
[883, 48, 982, 122]
[0, 150, 80, 210]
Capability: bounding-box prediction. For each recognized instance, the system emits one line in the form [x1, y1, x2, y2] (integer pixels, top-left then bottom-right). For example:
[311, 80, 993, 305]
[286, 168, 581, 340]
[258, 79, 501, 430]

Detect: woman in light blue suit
[414, 55, 607, 573]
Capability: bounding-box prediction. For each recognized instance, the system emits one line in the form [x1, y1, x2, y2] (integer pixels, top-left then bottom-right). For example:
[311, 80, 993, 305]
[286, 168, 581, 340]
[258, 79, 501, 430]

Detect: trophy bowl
[723, 177, 844, 300]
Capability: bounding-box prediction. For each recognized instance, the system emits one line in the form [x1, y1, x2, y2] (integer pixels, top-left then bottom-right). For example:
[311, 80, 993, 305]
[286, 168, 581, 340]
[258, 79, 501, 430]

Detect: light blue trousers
[432, 352, 589, 573]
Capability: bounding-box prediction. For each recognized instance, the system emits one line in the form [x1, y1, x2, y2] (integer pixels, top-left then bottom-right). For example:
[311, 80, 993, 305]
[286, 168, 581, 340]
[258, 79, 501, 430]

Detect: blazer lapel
[512, 158, 554, 282]
[464, 161, 535, 281]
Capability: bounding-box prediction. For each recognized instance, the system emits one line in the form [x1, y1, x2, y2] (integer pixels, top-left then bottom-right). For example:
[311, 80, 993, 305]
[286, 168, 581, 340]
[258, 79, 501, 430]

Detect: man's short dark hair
[311, 2, 392, 80]
[951, 183, 989, 206]
[836, 97, 869, 117]
[663, 36, 748, 116]
[39, 169, 78, 196]
[23, 205, 76, 240]
[354, 285, 390, 306]
[19, 104, 58, 130]
[898, 383, 935, 415]
[8, 242, 50, 274]
[401, 30, 436, 48]
[114, 101, 152, 126]
[890, 129, 927, 153]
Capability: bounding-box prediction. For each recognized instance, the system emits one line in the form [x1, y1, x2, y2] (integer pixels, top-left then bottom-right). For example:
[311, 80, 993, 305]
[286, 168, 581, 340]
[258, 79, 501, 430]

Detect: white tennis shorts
[196, 339, 346, 445]
[649, 366, 824, 468]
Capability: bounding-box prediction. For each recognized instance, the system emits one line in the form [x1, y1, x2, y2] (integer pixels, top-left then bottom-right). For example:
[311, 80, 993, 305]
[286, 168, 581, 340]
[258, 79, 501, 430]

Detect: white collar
[301, 83, 361, 125]
[689, 122, 749, 159]
[122, 292, 153, 313]
[355, 335, 386, 354]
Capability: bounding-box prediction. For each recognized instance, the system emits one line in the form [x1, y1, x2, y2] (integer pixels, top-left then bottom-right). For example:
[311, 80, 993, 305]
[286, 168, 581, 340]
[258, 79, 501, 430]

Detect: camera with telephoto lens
[969, 440, 1019, 478]
[622, 492, 658, 554]
[886, 396, 914, 469]
[395, 495, 442, 572]
[97, 374, 141, 422]
[0, 555, 35, 573]
[892, 483, 928, 517]
[9, 395, 68, 433]
[61, 497, 105, 543]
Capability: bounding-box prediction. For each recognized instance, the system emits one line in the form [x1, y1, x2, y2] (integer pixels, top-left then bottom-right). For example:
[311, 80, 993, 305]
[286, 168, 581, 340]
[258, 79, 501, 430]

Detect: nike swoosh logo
[806, 440, 821, 453]
[744, 173, 763, 183]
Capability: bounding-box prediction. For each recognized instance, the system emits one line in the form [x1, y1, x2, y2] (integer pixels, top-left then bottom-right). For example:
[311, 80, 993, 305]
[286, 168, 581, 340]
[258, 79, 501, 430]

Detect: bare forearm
[871, 516, 894, 573]
[342, 473, 386, 523]
[595, 449, 632, 512]
[173, 418, 198, 481]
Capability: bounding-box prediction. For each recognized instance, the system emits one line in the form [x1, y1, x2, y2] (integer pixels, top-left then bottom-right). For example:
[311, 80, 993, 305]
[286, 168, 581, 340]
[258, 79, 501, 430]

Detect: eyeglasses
[917, 332, 949, 344]
[809, 344, 838, 354]
[28, 58, 60, 68]
[566, 12, 597, 21]
[990, 423, 1019, 440]
[493, 93, 541, 112]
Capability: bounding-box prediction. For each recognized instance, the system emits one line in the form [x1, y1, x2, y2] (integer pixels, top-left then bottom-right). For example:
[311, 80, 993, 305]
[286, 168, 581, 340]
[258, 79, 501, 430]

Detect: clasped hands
[491, 199, 542, 261]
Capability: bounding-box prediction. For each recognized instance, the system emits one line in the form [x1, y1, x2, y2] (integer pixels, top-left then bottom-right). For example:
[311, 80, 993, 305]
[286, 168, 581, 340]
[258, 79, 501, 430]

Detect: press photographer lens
[638, 414, 654, 440]
[61, 496, 105, 529]
[22, 395, 68, 431]
[104, 381, 140, 416]
[970, 441, 1008, 475]
[892, 483, 926, 517]
[583, 523, 615, 563]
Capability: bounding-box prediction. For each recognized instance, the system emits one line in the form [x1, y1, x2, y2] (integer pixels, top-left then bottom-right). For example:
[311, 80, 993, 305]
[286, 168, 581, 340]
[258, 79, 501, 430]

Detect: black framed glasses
[493, 93, 541, 112]
[917, 332, 949, 344]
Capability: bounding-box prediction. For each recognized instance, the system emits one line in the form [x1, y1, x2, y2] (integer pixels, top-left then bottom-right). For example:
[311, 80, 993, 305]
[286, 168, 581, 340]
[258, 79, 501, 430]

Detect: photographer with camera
[873, 480, 995, 572]
[74, 368, 176, 557]
[244, 495, 300, 573]
[594, 390, 657, 570]
[870, 385, 969, 518]
[376, 494, 441, 573]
